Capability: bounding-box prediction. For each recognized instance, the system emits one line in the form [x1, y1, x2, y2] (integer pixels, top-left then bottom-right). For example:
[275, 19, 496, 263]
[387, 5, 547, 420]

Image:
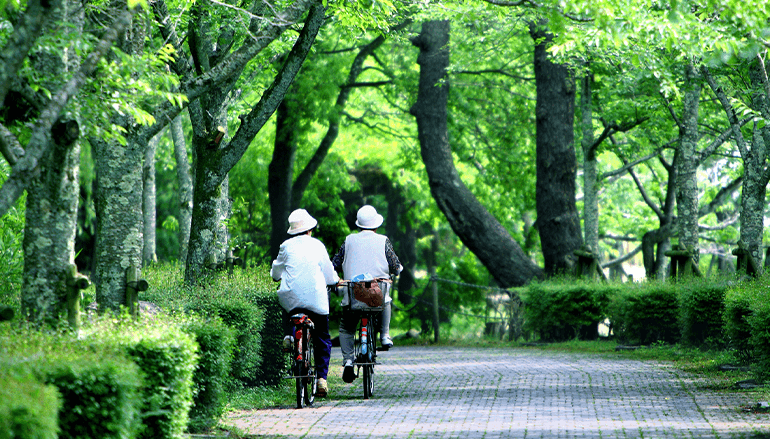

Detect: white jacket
[271, 235, 339, 315]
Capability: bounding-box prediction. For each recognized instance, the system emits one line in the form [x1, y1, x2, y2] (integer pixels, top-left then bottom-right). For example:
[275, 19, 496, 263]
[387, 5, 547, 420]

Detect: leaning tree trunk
[530, 21, 583, 275]
[410, 20, 543, 287]
[20, 0, 83, 323]
[675, 63, 701, 261]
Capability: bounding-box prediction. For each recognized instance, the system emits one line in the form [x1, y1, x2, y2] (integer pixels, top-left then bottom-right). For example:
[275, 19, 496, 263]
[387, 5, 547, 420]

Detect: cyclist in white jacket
[332, 205, 402, 383]
[271, 208, 339, 397]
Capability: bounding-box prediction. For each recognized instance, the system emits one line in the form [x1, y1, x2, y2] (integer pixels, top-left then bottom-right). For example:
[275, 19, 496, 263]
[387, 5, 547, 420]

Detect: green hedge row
[142, 265, 284, 388]
[520, 274, 770, 383]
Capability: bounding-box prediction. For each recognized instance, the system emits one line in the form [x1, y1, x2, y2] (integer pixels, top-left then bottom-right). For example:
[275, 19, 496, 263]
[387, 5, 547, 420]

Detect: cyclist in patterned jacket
[332, 205, 402, 383]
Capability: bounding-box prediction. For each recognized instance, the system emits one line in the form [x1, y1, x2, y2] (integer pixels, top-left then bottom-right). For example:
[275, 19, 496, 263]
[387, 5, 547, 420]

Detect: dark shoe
[342, 359, 356, 383]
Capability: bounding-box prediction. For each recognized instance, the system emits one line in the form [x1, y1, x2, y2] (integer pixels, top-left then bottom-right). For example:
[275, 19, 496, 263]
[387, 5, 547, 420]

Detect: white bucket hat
[355, 205, 383, 230]
[287, 209, 318, 235]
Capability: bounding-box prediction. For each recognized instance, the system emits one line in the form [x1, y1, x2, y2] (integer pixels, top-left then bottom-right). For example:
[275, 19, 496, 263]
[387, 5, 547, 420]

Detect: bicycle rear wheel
[303, 327, 316, 406]
[294, 357, 305, 409]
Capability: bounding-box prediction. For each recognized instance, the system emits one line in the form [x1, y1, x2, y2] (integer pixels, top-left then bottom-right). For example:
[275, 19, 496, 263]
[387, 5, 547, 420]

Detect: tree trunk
[529, 21, 583, 275]
[268, 98, 298, 259]
[20, 0, 83, 323]
[580, 70, 599, 254]
[410, 20, 543, 288]
[170, 113, 193, 265]
[93, 134, 144, 311]
[676, 63, 701, 261]
[142, 132, 160, 265]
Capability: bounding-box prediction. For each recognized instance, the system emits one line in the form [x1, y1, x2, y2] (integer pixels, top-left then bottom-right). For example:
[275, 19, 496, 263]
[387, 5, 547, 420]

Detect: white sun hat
[355, 205, 384, 230]
[287, 209, 318, 235]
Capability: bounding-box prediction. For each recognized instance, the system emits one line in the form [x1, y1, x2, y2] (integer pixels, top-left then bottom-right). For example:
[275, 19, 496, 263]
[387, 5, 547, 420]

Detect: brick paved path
[225, 346, 770, 438]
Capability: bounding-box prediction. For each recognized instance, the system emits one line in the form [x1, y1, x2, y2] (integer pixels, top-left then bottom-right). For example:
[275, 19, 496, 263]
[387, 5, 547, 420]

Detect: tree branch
[701, 64, 751, 158]
[0, 0, 62, 107]
[601, 244, 642, 269]
[0, 7, 135, 217]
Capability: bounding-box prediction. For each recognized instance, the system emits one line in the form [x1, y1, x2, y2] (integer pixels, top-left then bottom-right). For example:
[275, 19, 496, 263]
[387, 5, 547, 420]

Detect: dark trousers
[283, 308, 331, 380]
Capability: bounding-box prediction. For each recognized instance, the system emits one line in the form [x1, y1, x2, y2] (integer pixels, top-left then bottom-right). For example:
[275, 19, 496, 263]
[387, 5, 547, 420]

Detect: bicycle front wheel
[362, 364, 373, 399]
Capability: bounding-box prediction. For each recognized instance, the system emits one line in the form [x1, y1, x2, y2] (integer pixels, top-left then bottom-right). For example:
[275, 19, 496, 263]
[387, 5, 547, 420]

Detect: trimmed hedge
[182, 317, 236, 433]
[678, 278, 730, 349]
[522, 280, 614, 342]
[82, 314, 198, 439]
[608, 281, 679, 345]
[142, 265, 285, 387]
[723, 284, 754, 364]
[0, 371, 60, 439]
[0, 326, 143, 439]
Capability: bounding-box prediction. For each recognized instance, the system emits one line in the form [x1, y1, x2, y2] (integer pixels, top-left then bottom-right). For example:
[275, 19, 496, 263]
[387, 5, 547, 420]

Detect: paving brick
[225, 346, 770, 438]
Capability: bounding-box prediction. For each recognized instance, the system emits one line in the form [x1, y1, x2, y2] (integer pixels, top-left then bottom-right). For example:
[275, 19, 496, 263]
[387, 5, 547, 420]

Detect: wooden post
[65, 264, 90, 329]
[665, 244, 702, 279]
[226, 248, 242, 275]
[733, 242, 760, 277]
[573, 245, 606, 280]
[126, 265, 149, 318]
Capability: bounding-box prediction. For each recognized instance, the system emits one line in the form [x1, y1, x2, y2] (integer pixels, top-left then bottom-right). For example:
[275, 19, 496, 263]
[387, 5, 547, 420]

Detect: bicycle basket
[347, 281, 385, 311]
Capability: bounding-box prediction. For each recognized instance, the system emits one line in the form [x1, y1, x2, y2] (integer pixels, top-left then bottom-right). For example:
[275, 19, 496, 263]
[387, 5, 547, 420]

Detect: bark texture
[93, 134, 144, 311]
[410, 20, 543, 287]
[675, 63, 701, 261]
[530, 22, 583, 275]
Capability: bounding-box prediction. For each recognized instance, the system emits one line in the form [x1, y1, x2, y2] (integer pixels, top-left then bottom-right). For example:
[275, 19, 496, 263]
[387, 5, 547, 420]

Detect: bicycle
[284, 312, 317, 408]
[338, 278, 391, 399]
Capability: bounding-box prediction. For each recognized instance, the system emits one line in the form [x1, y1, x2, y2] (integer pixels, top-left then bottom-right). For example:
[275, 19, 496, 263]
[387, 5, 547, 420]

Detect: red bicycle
[285, 313, 317, 408]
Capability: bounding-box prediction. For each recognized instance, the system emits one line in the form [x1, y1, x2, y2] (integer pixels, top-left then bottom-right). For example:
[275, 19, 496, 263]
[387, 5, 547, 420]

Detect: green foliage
[521, 279, 615, 342]
[0, 372, 60, 439]
[141, 264, 284, 387]
[81, 314, 197, 439]
[608, 281, 679, 345]
[723, 280, 755, 364]
[743, 276, 770, 383]
[678, 277, 730, 349]
[181, 317, 236, 433]
[1, 326, 143, 439]
[0, 176, 24, 312]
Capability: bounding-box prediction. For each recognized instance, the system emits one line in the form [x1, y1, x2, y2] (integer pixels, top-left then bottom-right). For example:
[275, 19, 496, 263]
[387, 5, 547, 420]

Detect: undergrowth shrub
[522, 279, 615, 342]
[608, 281, 679, 345]
[1, 325, 143, 439]
[182, 317, 236, 433]
[82, 314, 197, 439]
[723, 280, 755, 364]
[0, 370, 60, 439]
[142, 264, 283, 387]
[745, 276, 770, 383]
[678, 277, 730, 349]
